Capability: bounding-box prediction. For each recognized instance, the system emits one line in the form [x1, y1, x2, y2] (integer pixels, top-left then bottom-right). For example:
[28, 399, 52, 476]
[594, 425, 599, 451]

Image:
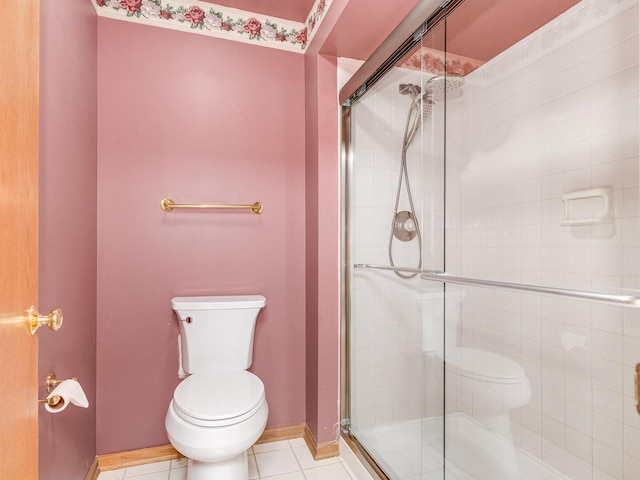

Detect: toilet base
[187, 450, 248, 480]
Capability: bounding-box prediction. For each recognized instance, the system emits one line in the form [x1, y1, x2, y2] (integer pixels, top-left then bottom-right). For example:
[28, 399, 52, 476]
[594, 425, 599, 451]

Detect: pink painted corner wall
[96, 19, 306, 454]
[313, 53, 340, 444]
[304, 52, 341, 444]
[38, 0, 98, 478]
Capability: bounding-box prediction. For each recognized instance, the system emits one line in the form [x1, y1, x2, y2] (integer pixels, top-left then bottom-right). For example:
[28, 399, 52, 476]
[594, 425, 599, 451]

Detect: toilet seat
[443, 347, 526, 384]
[173, 370, 265, 427]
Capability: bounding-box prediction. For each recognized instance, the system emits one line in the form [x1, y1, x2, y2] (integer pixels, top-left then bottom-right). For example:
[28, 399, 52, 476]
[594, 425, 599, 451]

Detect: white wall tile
[591, 330, 623, 363]
[624, 454, 640, 479]
[592, 357, 624, 392]
[594, 413, 624, 451]
[567, 425, 594, 463]
[593, 440, 624, 479]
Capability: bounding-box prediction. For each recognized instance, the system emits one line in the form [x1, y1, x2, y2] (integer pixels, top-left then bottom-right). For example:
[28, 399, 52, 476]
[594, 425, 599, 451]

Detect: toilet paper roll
[45, 379, 89, 413]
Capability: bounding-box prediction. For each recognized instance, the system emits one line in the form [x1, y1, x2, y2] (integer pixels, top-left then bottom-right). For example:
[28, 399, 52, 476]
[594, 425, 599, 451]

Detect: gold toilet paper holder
[38, 372, 77, 407]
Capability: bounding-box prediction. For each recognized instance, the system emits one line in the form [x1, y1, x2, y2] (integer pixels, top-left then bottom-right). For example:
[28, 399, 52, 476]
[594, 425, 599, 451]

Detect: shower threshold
[355, 413, 569, 480]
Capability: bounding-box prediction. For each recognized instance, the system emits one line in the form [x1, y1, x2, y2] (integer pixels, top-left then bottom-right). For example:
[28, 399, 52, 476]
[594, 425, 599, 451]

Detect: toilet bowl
[422, 289, 531, 441]
[440, 346, 531, 441]
[165, 295, 267, 480]
[166, 370, 268, 479]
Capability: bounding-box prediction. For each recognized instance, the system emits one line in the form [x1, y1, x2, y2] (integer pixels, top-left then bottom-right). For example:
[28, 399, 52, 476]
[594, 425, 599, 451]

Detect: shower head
[420, 94, 434, 118]
[399, 83, 421, 98]
[403, 93, 434, 147]
[398, 76, 456, 146]
[424, 74, 465, 100]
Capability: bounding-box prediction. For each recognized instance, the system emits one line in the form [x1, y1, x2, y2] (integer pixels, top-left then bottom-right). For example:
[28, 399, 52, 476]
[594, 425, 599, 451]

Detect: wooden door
[0, 0, 40, 478]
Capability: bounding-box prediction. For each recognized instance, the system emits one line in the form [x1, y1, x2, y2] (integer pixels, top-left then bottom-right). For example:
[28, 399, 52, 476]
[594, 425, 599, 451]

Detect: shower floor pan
[356, 413, 568, 480]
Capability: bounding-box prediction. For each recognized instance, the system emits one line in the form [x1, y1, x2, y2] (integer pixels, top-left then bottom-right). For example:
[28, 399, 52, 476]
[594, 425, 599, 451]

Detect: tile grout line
[105, 438, 356, 480]
[250, 446, 262, 480]
[290, 441, 305, 480]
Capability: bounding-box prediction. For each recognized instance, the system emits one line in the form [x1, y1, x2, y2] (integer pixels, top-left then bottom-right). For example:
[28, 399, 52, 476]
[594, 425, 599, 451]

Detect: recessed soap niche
[561, 187, 613, 226]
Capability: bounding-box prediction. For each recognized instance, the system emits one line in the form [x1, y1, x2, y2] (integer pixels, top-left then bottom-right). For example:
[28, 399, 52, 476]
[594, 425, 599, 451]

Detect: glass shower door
[440, 0, 640, 479]
[344, 0, 640, 479]
[346, 18, 448, 479]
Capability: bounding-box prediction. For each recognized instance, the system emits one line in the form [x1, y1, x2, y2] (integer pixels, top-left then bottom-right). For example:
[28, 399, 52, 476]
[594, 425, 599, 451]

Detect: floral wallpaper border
[401, 47, 485, 76]
[91, 0, 331, 53]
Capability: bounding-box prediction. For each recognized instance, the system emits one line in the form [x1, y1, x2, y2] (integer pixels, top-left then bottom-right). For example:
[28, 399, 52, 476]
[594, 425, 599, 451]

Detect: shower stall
[340, 0, 640, 479]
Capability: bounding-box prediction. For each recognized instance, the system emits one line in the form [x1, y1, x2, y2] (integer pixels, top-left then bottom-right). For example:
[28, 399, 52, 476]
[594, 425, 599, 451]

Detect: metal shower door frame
[339, 2, 465, 478]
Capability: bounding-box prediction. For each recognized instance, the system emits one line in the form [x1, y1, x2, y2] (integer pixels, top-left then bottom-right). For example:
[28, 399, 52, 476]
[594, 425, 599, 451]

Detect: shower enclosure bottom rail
[353, 263, 640, 308]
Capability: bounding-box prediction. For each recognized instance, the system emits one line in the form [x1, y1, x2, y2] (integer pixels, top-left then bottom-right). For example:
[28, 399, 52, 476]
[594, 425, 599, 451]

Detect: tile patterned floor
[97, 438, 358, 480]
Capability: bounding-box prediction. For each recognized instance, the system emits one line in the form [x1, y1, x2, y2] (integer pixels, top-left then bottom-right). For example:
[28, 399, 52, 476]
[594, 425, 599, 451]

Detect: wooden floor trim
[84, 457, 99, 480]
[255, 423, 306, 443]
[95, 444, 183, 473]
[85, 423, 330, 479]
[303, 424, 340, 461]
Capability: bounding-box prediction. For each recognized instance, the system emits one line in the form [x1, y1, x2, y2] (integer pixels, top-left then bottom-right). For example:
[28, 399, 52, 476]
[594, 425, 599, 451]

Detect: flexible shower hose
[388, 95, 424, 279]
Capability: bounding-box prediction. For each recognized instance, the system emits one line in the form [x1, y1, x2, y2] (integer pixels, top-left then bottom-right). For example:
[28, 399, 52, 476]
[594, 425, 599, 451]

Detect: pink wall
[96, 19, 306, 454]
[302, 0, 345, 446]
[313, 53, 340, 444]
[304, 52, 341, 444]
[37, 0, 425, 465]
[304, 52, 320, 441]
[38, 0, 98, 478]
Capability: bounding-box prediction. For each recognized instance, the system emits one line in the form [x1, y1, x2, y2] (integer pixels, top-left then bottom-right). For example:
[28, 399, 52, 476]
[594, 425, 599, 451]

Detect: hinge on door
[341, 418, 351, 434]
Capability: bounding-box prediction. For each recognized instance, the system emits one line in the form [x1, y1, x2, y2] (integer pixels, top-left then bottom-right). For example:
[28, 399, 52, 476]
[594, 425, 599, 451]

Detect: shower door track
[354, 263, 640, 308]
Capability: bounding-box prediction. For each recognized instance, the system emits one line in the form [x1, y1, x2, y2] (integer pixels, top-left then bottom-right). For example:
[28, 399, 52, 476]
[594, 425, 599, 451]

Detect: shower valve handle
[403, 218, 416, 232]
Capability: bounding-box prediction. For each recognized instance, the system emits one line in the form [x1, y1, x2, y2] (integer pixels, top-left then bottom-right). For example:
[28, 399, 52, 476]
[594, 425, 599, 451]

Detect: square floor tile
[97, 439, 356, 480]
[255, 448, 301, 477]
[261, 472, 305, 480]
[292, 445, 339, 469]
[97, 470, 125, 480]
[170, 458, 188, 469]
[288, 438, 307, 448]
[168, 467, 187, 480]
[249, 454, 259, 479]
[302, 463, 353, 480]
[253, 440, 291, 453]
[125, 461, 171, 477]
[124, 471, 169, 480]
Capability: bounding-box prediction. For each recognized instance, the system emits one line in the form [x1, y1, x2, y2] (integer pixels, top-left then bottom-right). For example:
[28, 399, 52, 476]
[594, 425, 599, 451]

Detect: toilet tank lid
[171, 295, 266, 310]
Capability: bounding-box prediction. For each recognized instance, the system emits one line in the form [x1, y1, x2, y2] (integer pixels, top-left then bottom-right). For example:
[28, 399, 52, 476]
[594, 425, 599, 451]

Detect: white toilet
[165, 295, 268, 480]
[422, 289, 531, 442]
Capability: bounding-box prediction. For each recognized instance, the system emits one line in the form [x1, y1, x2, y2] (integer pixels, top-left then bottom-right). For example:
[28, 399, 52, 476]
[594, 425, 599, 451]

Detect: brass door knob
[28, 307, 63, 335]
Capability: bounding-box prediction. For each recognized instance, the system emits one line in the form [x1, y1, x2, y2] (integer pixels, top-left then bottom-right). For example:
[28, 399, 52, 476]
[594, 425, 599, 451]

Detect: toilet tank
[422, 288, 466, 353]
[171, 295, 266, 374]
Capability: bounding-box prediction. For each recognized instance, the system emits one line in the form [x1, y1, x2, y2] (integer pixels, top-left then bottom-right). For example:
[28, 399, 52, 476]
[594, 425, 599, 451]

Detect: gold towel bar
[160, 198, 263, 214]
